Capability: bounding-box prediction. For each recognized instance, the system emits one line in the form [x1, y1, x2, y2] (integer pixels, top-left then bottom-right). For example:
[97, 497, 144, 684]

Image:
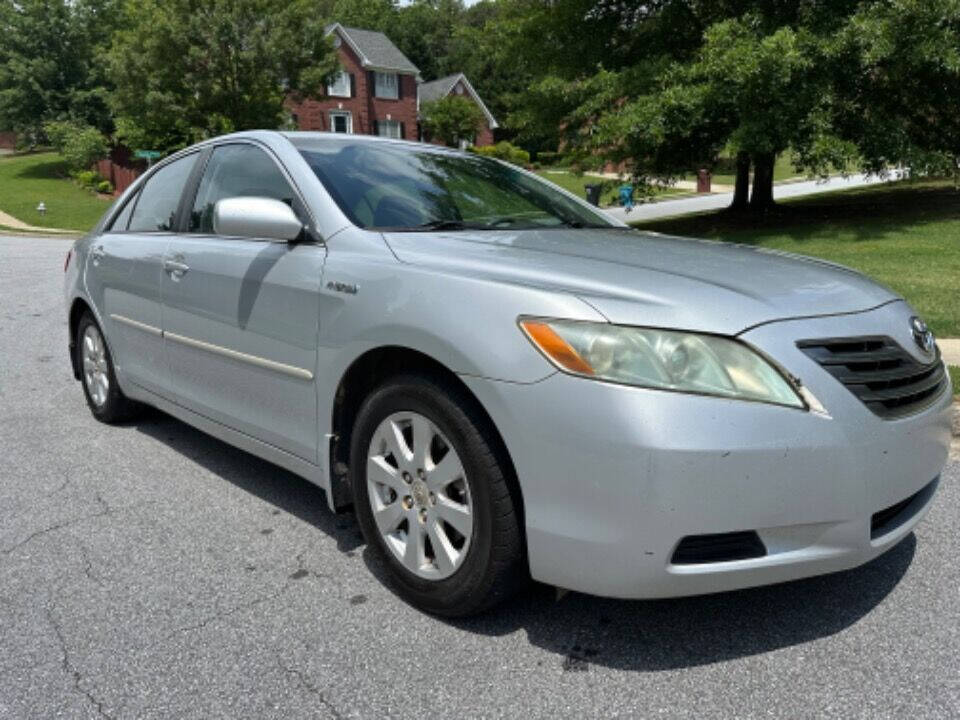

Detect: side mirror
[212, 196, 304, 242]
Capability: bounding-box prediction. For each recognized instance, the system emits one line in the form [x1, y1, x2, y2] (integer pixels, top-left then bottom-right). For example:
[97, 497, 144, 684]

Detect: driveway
[1, 234, 958, 719]
[605, 172, 903, 223]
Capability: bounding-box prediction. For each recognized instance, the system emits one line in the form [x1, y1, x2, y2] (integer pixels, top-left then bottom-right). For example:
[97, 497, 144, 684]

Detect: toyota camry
[64, 131, 953, 616]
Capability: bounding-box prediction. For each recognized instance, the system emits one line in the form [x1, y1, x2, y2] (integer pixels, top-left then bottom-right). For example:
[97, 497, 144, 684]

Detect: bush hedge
[468, 141, 530, 166]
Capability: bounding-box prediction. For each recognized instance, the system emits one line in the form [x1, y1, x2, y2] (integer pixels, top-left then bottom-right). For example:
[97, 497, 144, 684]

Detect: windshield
[293, 137, 616, 231]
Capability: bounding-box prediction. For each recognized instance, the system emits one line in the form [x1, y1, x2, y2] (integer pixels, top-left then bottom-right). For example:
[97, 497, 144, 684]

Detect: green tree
[514, 2, 868, 211]
[421, 95, 485, 147]
[830, 0, 960, 184]
[391, 0, 465, 82]
[319, 0, 398, 33]
[105, 0, 338, 151]
[0, 0, 118, 141]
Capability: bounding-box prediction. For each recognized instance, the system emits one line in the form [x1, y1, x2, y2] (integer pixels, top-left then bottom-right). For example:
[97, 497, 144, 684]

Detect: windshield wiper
[416, 219, 467, 231]
[560, 219, 612, 229]
[375, 219, 468, 232]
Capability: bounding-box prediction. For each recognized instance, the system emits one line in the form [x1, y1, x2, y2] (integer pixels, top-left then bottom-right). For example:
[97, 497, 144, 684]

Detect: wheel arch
[328, 346, 526, 538]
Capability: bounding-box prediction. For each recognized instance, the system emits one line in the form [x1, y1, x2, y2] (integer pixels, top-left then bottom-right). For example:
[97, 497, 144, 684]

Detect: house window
[327, 71, 350, 98]
[374, 72, 398, 99]
[329, 111, 352, 134]
[377, 120, 402, 139]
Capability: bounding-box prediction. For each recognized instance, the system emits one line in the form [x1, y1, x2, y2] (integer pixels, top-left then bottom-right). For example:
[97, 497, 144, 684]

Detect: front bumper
[462, 301, 953, 599]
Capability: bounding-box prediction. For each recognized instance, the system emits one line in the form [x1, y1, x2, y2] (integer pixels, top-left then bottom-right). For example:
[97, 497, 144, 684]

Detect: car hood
[382, 228, 899, 335]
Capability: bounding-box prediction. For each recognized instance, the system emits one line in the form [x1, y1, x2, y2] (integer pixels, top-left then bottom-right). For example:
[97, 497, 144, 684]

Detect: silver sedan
[64, 131, 953, 615]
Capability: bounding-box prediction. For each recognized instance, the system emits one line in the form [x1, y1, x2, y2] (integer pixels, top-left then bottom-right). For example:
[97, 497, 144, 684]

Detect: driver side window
[189, 144, 299, 234]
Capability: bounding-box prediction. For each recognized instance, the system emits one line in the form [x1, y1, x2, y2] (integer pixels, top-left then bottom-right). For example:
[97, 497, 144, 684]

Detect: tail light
[64, 248, 72, 273]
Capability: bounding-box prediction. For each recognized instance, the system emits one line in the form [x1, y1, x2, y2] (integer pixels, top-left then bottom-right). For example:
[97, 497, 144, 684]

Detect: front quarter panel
[315, 228, 606, 389]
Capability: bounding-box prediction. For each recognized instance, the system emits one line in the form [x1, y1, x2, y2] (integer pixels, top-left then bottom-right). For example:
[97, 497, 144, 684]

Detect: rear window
[128, 153, 197, 232]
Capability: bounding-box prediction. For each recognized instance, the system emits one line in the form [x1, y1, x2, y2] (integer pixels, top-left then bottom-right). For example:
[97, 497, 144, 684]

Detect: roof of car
[326, 23, 420, 76]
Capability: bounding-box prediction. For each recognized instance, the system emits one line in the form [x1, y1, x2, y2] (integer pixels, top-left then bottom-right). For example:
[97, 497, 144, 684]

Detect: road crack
[276, 656, 346, 719]
[154, 581, 295, 646]
[1, 495, 146, 559]
[46, 606, 114, 720]
[0, 508, 108, 557]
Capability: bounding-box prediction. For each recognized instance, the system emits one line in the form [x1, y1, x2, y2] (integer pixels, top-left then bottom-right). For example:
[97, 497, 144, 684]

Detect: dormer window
[374, 72, 399, 100]
[327, 71, 351, 98]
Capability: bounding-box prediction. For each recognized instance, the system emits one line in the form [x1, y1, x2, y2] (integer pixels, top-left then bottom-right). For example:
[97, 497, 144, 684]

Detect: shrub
[97, 180, 114, 194]
[43, 121, 109, 172]
[62, 126, 108, 172]
[468, 141, 531, 166]
[43, 120, 74, 153]
[74, 170, 99, 188]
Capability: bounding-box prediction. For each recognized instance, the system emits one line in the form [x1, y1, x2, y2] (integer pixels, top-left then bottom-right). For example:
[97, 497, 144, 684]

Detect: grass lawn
[949, 365, 959, 395]
[0, 152, 112, 231]
[634, 180, 960, 337]
[536, 169, 687, 206]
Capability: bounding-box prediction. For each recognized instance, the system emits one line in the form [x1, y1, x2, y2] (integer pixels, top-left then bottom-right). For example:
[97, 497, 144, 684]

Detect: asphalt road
[1, 234, 958, 719]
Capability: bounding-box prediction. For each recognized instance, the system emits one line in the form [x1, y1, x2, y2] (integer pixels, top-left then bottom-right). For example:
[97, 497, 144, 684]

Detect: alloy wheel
[81, 324, 110, 407]
[366, 411, 474, 580]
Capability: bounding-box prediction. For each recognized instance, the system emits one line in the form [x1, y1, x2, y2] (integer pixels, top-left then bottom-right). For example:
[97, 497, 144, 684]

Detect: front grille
[870, 477, 939, 539]
[671, 530, 766, 565]
[797, 336, 946, 418]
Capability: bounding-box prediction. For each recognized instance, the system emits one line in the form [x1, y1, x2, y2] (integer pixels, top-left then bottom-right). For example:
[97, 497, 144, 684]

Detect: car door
[85, 152, 198, 395]
[160, 142, 326, 463]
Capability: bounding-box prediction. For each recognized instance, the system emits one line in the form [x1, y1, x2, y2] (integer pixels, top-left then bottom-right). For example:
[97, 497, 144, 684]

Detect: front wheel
[350, 374, 526, 616]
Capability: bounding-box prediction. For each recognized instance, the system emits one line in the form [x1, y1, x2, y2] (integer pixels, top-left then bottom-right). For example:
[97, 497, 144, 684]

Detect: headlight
[519, 318, 805, 408]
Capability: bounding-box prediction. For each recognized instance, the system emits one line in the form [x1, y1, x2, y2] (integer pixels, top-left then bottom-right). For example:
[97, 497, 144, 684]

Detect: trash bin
[584, 184, 602, 206]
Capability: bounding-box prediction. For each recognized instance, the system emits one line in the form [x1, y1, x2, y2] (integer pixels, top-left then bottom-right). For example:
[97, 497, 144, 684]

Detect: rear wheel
[350, 373, 525, 616]
[76, 312, 140, 423]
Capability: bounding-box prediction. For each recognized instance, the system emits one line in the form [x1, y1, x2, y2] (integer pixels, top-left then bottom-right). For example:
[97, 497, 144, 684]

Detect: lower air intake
[671, 530, 766, 565]
[870, 477, 939, 540]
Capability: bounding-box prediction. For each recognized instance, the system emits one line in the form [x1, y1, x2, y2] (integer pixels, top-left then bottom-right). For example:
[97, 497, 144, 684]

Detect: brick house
[288, 24, 496, 147]
[418, 73, 498, 147]
[288, 24, 421, 140]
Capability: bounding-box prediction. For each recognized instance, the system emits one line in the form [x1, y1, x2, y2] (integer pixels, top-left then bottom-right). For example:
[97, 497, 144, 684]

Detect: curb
[0, 229, 81, 240]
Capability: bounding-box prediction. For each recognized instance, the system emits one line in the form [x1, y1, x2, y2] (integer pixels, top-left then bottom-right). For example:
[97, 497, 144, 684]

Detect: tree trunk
[749, 152, 776, 211]
[730, 151, 750, 211]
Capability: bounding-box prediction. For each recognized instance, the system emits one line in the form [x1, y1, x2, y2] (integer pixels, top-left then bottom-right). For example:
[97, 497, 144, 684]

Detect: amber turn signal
[519, 320, 594, 375]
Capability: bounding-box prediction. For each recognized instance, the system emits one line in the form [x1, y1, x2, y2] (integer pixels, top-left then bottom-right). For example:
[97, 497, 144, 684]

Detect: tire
[76, 312, 140, 423]
[350, 373, 526, 616]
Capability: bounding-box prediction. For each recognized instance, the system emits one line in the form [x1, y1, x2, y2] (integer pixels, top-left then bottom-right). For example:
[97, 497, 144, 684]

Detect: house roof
[326, 23, 420, 76]
[418, 73, 498, 129]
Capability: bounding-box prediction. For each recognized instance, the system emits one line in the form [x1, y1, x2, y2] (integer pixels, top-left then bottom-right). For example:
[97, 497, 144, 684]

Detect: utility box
[697, 169, 711, 194]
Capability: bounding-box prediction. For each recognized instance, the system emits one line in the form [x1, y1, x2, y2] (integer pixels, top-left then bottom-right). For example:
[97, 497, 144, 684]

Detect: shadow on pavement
[133, 407, 915, 672]
[449, 535, 915, 672]
[133, 408, 365, 556]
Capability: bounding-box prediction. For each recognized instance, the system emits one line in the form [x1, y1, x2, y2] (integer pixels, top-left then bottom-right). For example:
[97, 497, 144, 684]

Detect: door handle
[163, 259, 190, 276]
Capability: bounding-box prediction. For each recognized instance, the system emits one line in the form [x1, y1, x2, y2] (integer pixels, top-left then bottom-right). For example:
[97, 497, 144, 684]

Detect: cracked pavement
[1, 235, 958, 719]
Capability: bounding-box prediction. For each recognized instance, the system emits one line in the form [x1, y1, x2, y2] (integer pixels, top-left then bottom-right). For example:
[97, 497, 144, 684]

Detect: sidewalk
[940, 339, 960, 367]
[0, 208, 76, 234]
[604, 172, 904, 223]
